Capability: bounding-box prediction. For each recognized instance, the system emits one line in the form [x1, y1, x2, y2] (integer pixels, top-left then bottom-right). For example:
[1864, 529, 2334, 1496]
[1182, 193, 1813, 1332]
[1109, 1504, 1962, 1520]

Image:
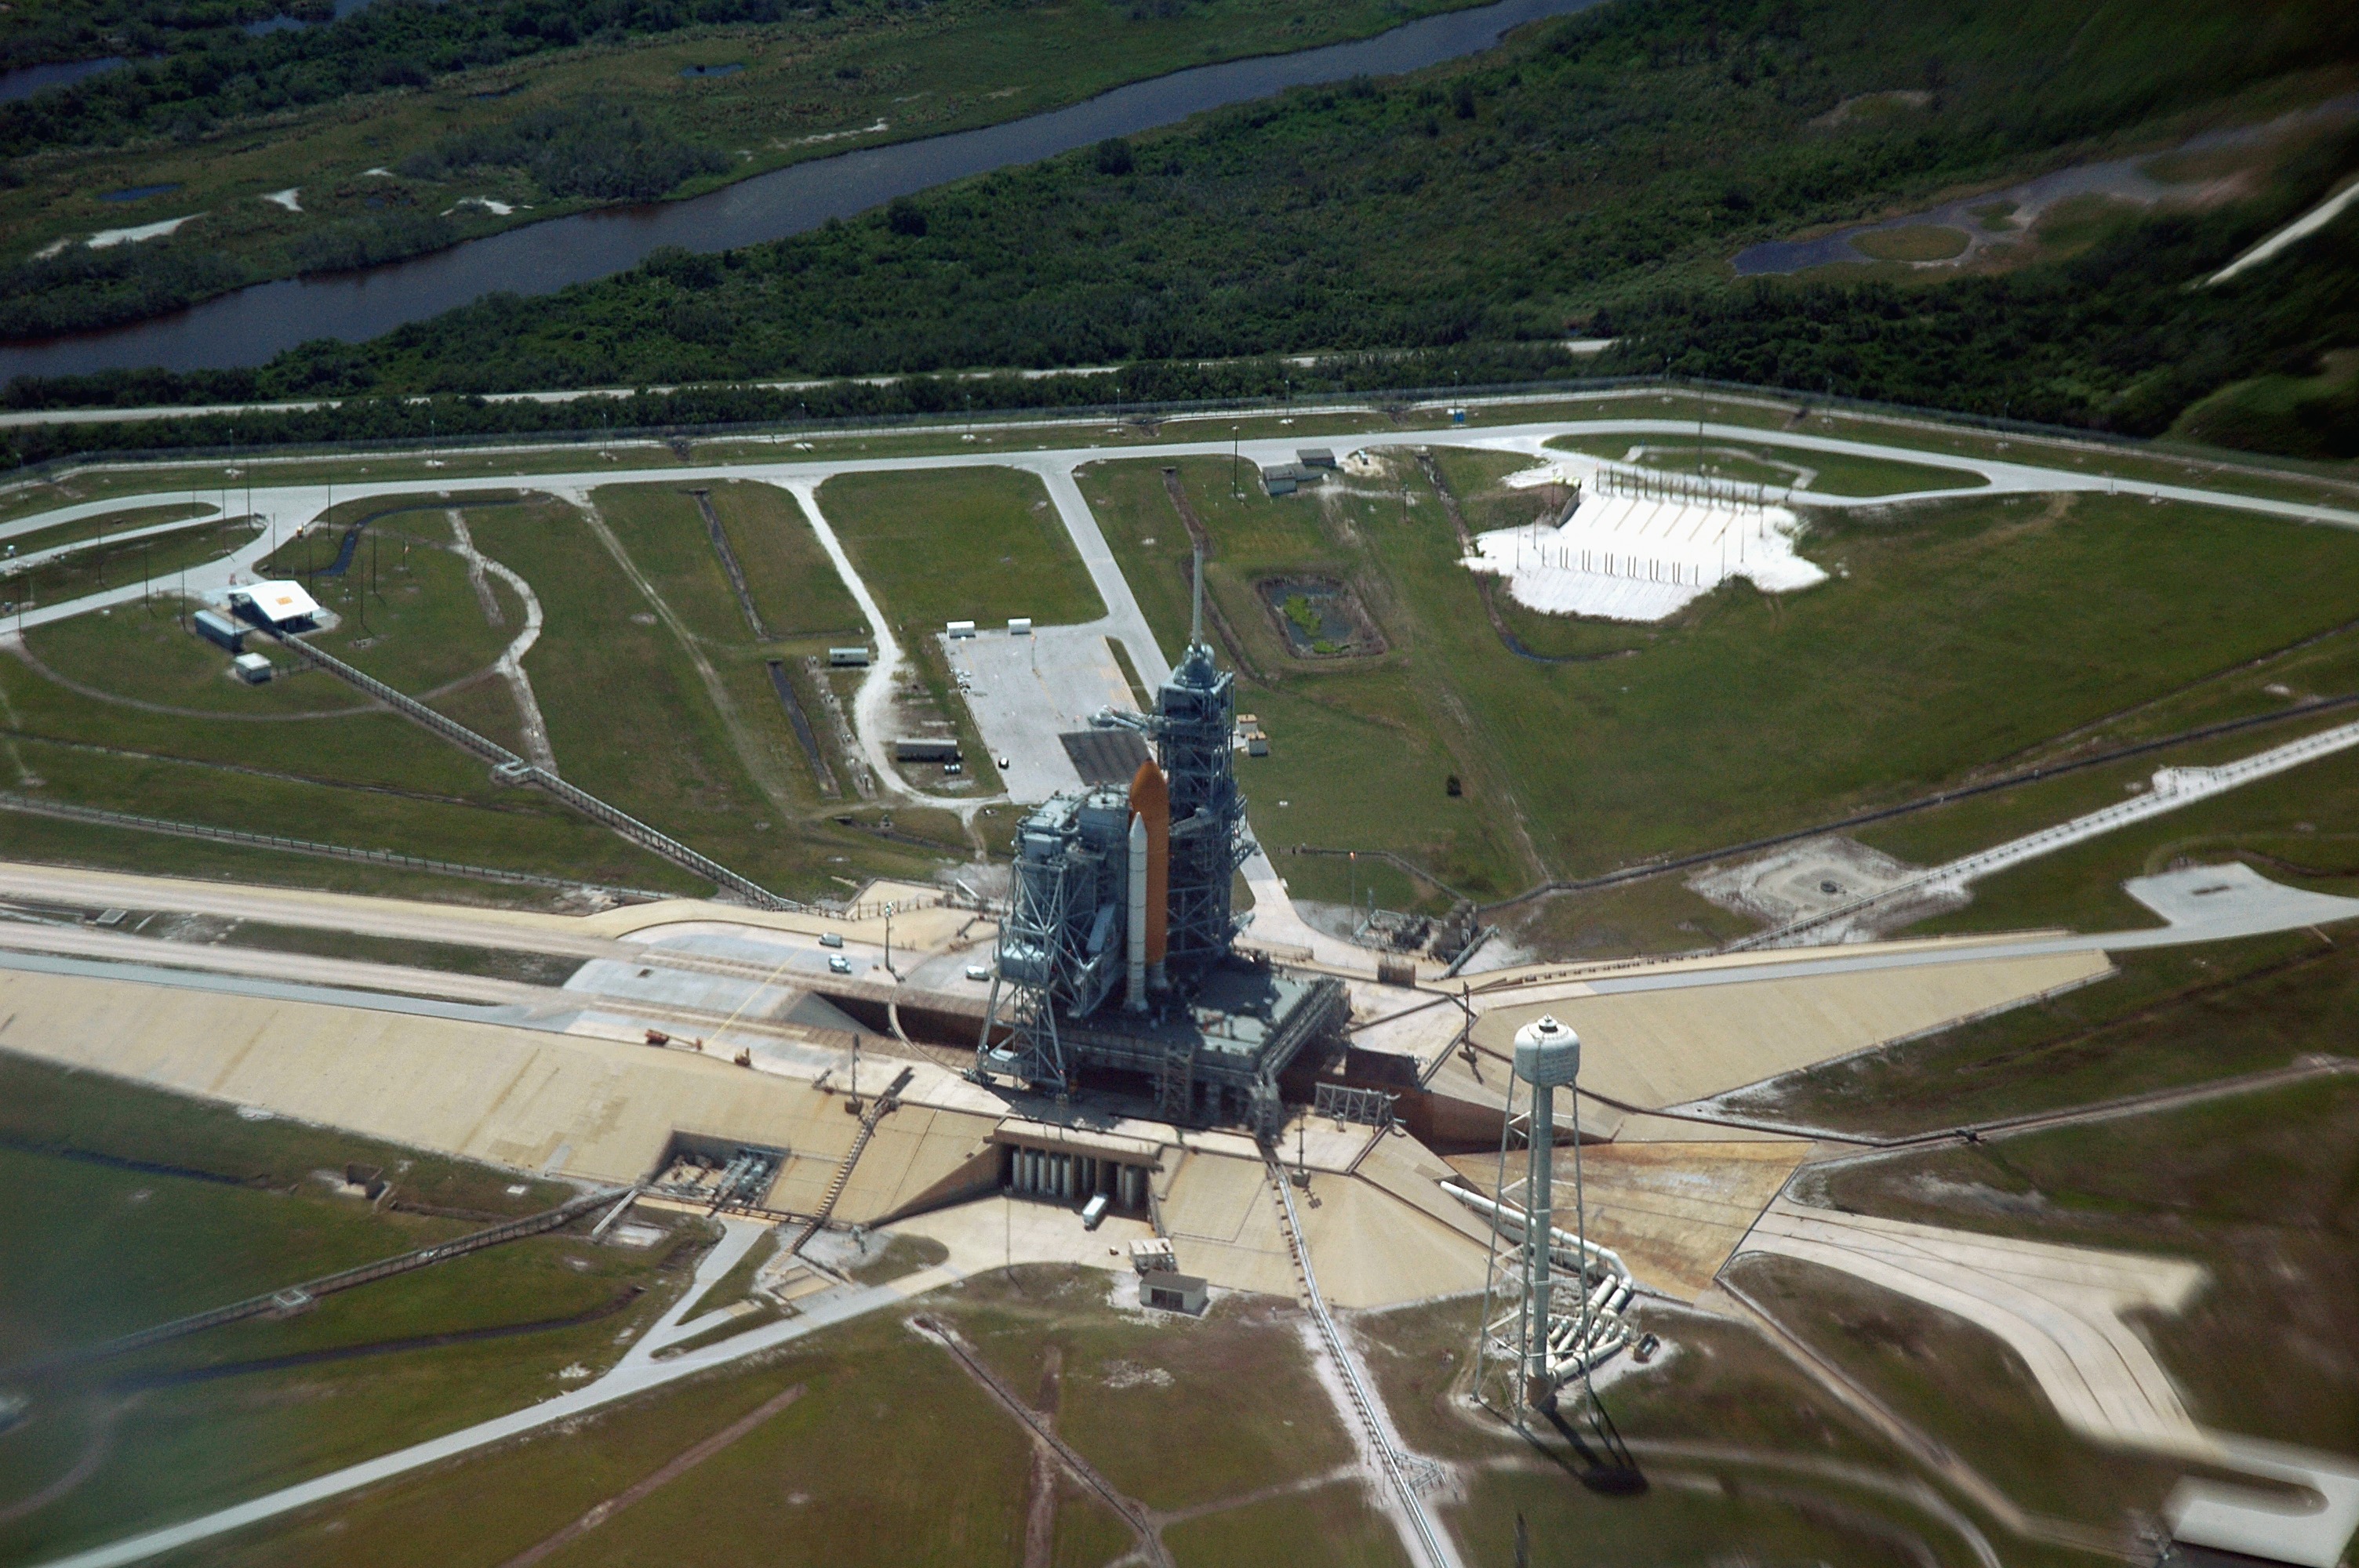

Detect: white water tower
[1474, 1014, 1632, 1424]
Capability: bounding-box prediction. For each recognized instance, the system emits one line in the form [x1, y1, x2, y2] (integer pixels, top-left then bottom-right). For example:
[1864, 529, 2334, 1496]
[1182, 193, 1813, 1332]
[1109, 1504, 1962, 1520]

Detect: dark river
[1, 0, 1604, 384]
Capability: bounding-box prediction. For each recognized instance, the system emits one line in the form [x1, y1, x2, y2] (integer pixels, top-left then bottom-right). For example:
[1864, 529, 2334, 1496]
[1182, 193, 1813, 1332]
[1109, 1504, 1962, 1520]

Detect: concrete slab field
[943, 624, 1145, 802]
[1449, 1140, 1810, 1301]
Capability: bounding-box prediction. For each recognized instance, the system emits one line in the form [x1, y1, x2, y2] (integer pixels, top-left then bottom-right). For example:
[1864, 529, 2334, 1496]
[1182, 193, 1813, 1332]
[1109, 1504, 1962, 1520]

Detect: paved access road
[8, 416, 2357, 966]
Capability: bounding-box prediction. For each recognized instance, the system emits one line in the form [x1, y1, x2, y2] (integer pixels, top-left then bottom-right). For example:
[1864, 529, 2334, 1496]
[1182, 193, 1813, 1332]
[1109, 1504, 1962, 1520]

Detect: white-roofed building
[227, 579, 325, 630]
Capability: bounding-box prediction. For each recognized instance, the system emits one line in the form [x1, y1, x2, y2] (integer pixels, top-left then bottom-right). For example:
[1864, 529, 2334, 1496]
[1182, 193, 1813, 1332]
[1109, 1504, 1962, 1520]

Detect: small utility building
[1260, 463, 1327, 497]
[1145, 1273, 1208, 1314]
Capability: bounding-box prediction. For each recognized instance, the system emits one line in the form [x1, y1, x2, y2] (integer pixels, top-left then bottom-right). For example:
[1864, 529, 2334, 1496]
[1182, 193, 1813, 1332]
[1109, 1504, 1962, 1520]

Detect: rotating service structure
[974, 584, 1342, 1138]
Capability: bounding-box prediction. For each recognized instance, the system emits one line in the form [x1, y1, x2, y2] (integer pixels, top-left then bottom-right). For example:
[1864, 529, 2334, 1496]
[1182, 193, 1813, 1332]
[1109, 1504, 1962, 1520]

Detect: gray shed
[1145, 1272, 1208, 1314]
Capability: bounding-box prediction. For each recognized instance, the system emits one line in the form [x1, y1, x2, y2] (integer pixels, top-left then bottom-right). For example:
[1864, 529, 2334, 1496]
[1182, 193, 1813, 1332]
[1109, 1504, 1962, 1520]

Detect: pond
[1259, 577, 1379, 659]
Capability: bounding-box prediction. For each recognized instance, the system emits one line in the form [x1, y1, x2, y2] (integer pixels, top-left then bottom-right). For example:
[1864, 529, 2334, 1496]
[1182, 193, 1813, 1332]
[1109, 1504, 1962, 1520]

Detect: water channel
[1, 0, 1604, 384]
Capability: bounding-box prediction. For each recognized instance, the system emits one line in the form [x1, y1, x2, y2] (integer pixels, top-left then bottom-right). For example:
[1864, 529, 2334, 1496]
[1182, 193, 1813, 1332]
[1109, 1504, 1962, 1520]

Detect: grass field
[817, 466, 1103, 633]
[1543, 434, 1987, 496]
[1868, 730, 2359, 935]
[1731, 931, 2341, 1133]
[586, 480, 982, 840]
[0, 1051, 714, 1563]
[158, 1307, 1034, 1568]
[1163, 1483, 1408, 1567]
[1503, 873, 1762, 960]
[0, 484, 941, 902]
[1412, 484, 2359, 880]
[0, 379, 2343, 532]
[204, 916, 585, 985]
[3, 517, 259, 609]
[1723, 1253, 2221, 1530]
[1351, 1297, 2014, 1566]
[705, 479, 867, 641]
[0, 807, 604, 908]
[1813, 1074, 2359, 1463]
[952, 1266, 1354, 1514]
[1077, 454, 1526, 904]
[0, 502, 216, 558]
[1074, 452, 2359, 904]
[478, 491, 948, 894]
[256, 500, 530, 699]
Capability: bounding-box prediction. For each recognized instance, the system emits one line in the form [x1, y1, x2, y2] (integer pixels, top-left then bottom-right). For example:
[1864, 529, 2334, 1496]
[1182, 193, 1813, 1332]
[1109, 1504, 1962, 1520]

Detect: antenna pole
[1190, 542, 1205, 648]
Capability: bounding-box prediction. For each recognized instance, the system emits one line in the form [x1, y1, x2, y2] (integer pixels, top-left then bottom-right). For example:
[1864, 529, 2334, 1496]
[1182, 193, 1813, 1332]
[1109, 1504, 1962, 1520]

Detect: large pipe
[1126, 811, 1149, 1011]
[1446, 1171, 1630, 1279]
[1128, 761, 1169, 985]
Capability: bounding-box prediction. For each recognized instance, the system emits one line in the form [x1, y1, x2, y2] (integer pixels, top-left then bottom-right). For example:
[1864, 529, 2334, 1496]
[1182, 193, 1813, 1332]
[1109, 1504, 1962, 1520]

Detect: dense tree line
[0, 343, 1584, 469]
[1596, 197, 2359, 441]
[6, 0, 2356, 459]
[0, 0, 801, 155]
[0, 0, 327, 72]
[0, 241, 249, 341]
[397, 98, 726, 202]
[252, 0, 2359, 392]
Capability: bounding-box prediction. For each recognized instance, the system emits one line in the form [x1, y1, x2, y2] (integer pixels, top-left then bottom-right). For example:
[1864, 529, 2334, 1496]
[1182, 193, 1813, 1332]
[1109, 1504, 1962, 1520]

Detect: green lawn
[1870, 731, 2359, 935]
[817, 466, 1103, 633]
[707, 479, 867, 642]
[1506, 872, 1762, 960]
[0, 808, 594, 908]
[1078, 454, 1526, 902]
[24, 604, 380, 717]
[0, 485, 943, 903]
[3, 518, 260, 611]
[1413, 484, 2359, 880]
[208, 919, 586, 986]
[255, 500, 529, 699]
[1081, 454, 2359, 899]
[0, 728, 697, 892]
[1723, 1253, 2217, 1530]
[1353, 1295, 2007, 1566]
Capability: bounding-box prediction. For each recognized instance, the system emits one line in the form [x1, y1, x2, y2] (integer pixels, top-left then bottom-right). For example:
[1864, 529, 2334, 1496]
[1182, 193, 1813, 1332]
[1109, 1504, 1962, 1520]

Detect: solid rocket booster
[1126, 811, 1149, 1011]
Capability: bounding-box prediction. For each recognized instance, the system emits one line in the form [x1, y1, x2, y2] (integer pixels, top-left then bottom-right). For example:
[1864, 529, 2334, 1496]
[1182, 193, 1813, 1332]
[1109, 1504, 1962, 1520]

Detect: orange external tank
[1129, 759, 1169, 971]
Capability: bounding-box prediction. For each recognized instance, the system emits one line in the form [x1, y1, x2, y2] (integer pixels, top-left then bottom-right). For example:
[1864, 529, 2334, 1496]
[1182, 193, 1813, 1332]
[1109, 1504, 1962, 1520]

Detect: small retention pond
[0, 0, 1607, 382]
[1259, 577, 1379, 659]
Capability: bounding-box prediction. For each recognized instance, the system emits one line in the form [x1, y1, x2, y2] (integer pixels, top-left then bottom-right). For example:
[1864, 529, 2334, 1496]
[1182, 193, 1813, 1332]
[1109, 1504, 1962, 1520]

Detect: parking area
[943, 625, 1143, 802]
